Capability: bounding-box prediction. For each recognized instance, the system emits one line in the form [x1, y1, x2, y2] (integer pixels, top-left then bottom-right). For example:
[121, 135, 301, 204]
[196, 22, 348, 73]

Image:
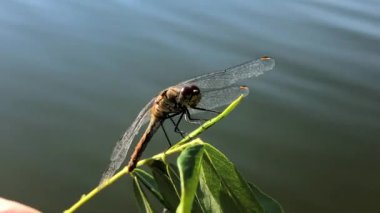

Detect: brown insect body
[127, 85, 201, 171]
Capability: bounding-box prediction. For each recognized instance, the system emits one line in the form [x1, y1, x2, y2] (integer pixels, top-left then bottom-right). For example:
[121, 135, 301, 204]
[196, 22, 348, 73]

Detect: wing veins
[178, 57, 275, 90]
[100, 98, 154, 184]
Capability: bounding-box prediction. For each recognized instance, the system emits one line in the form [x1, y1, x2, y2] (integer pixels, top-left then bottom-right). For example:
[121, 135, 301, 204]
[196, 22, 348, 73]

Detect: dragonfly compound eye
[190, 85, 200, 95]
[180, 85, 200, 97]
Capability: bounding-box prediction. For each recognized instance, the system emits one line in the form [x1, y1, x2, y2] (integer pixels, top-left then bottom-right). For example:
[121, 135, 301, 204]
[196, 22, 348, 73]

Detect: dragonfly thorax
[152, 85, 201, 118]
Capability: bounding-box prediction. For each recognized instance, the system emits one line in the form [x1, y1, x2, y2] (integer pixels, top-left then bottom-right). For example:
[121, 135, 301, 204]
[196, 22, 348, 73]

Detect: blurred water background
[0, 0, 379, 212]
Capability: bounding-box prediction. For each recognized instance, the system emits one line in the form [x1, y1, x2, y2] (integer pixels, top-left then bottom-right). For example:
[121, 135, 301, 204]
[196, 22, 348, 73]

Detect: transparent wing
[100, 98, 155, 184]
[190, 85, 249, 114]
[178, 57, 275, 90]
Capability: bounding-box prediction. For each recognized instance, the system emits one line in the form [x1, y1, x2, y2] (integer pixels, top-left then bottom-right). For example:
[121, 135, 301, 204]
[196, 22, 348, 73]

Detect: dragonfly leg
[184, 108, 207, 124]
[160, 120, 172, 147]
[169, 112, 186, 138]
[165, 111, 182, 119]
[191, 106, 220, 114]
[164, 112, 186, 137]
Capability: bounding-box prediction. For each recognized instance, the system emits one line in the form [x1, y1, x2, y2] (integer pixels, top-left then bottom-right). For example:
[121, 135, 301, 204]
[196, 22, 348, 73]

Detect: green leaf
[199, 144, 264, 213]
[133, 169, 164, 204]
[176, 144, 205, 213]
[166, 163, 181, 196]
[149, 160, 179, 212]
[248, 183, 284, 213]
[198, 157, 226, 212]
[166, 163, 204, 213]
[132, 176, 154, 213]
[199, 151, 239, 212]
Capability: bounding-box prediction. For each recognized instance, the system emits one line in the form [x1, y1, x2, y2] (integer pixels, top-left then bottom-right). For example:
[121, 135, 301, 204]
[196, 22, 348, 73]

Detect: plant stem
[64, 94, 245, 212]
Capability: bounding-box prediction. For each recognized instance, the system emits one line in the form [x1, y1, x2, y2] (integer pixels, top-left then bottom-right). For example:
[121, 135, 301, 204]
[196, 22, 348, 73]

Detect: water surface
[0, 0, 379, 212]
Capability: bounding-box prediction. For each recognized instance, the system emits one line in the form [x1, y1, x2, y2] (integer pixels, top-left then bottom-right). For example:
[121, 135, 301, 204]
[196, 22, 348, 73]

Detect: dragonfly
[100, 56, 275, 183]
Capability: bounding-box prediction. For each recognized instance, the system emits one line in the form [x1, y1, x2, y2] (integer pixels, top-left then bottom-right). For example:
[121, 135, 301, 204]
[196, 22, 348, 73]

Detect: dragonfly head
[177, 85, 201, 107]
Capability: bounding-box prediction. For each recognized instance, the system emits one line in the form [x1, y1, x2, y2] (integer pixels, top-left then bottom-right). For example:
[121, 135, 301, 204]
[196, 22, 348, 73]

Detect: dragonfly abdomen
[127, 118, 161, 172]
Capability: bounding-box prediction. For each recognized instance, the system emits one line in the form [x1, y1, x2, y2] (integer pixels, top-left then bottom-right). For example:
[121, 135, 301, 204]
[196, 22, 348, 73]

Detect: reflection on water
[0, 0, 379, 212]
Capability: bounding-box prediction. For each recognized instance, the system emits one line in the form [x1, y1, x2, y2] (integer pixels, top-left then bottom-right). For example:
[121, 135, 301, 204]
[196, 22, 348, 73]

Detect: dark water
[1, 0, 379, 212]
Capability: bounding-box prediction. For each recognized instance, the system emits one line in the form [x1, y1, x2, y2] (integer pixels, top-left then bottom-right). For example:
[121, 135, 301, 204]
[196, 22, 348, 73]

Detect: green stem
[64, 94, 245, 213]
